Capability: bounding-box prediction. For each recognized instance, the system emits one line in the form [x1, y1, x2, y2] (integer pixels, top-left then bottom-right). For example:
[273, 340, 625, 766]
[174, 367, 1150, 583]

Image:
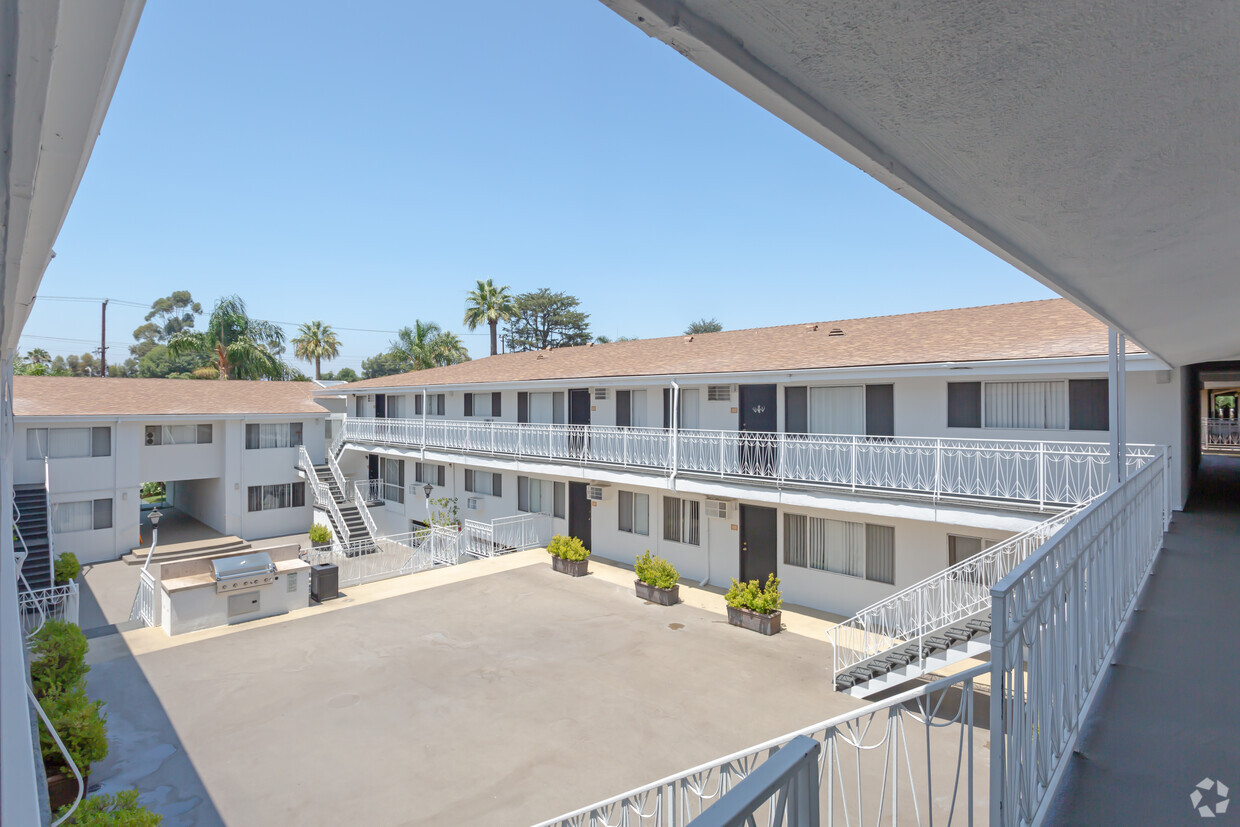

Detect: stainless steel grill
[212, 552, 277, 593]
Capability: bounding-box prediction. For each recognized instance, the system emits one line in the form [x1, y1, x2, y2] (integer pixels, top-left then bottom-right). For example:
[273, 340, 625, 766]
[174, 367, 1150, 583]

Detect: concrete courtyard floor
[84, 552, 987, 826]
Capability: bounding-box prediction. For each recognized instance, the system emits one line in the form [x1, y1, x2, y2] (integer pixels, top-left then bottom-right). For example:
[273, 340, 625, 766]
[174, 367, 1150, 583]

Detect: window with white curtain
[630, 390, 647, 427]
[247, 483, 306, 512]
[145, 424, 212, 447]
[381, 457, 405, 503]
[679, 389, 700, 429]
[784, 513, 894, 583]
[28, 427, 111, 459]
[983, 381, 1068, 430]
[618, 490, 649, 535]
[663, 496, 700, 545]
[808, 386, 865, 435]
[414, 462, 445, 487]
[52, 498, 112, 533]
[518, 476, 547, 513]
[529, 392, 554, 423]
[245, 422, 304, 449]
[464, 469, 501, 497]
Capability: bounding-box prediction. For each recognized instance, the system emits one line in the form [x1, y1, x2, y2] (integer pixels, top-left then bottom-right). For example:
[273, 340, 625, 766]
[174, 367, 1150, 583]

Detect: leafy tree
[389, 321, 470, 371]
[291, 320, 341, 380]
[131, 291, 202, 357]
[136, 344, 202, 379]
[168, 295, 286, 380]
[25, 348, 50, 365]
[503, 289, 591, 351]
[361, 351, 407, 379]
[685, 317, 723, 334]
[333, 367, 359, 382]
[431, 331, 469, 366]
[463, 278, 517, 357]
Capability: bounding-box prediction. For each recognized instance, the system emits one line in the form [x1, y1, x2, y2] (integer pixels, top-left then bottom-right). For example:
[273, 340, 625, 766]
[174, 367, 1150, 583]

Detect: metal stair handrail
[325, 441, 347, 492]
[297, 445, 332, 507]
[350, 482, 379, 540]
[825, 502, 1088, 681]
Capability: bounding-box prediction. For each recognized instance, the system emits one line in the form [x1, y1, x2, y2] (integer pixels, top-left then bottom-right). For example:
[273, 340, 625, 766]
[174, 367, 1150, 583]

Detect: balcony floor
[1046, 454, 1240, 823]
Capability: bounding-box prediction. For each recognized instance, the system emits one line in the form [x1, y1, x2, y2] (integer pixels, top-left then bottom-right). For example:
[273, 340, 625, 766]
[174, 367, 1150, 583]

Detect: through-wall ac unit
[467, 497, 483, 510]
[586, 486, 605, 501]
[707, 385, 731, 402]
[704, 498, 733, 519]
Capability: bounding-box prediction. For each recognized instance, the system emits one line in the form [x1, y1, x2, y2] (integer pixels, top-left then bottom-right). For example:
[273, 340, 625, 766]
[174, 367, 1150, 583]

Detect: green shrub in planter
[29, 620, 89, 698]
[724, 574, 782, 615]
[39, 685, 108, 778]
[55, 788, 161, 826]
[54, 552, 81, 584]
[634, 551, 679, 590]
[308, 523, 332, 545]
[546, 534, 590, 561]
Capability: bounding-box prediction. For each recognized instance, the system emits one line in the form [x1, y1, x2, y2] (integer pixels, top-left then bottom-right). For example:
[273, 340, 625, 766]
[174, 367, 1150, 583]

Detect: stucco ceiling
[601, 0, 1240, 367]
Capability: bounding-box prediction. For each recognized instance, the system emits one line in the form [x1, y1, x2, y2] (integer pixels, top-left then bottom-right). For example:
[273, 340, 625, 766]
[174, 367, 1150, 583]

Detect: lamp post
[142, 508, 162, 571]
[423, 483, 433, 500]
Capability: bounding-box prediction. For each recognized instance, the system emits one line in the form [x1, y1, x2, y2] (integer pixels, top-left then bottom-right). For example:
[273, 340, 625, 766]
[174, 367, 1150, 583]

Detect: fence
[342, 416, 1154, 508]
[461, 512, 552, 558]
[533, 663, 988, 827]
[1203, 417, 1240, 451]
[989, 449, 1168, 825]
[131, 569, 156, 627]
[304, 526, 463, 587]
[18, 582, 79, 638]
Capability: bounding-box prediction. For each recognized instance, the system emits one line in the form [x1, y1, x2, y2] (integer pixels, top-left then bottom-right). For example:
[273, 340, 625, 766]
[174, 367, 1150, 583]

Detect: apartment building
[13, 377, 330, 567]
[321, 299, 1189, 616]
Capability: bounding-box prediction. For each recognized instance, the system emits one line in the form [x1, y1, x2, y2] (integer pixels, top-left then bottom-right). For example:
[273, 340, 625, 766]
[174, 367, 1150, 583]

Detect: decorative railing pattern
[533, 663, 988, 827]
[990, 451, 1169, 826]
[18, 582, 78, 638]
[1203, 417, 1240, 450]
[350, 482, 381, 539]
[826, 501, 1089, 680]
[342, 416, 1155, 508]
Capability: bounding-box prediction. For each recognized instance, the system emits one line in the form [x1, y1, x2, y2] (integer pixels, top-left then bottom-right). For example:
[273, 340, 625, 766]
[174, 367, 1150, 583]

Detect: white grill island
[157, 544, 310, 636]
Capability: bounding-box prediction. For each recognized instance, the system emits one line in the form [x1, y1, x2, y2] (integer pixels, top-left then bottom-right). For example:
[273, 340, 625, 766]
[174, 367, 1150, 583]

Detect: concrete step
[123, 537, 252, 566]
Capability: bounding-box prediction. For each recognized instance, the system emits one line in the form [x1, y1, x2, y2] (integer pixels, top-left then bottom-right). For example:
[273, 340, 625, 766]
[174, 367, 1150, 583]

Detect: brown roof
[15, 377, 329, 418]
[341, 299, 1142, 391]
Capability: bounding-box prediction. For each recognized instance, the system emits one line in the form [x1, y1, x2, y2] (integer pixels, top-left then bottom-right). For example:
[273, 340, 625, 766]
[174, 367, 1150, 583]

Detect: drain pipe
[699, 515, 711, 588]
[669, 379, 680, 488]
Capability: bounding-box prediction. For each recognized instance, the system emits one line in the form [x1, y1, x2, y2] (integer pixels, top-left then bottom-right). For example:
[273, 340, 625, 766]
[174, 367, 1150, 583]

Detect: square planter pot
[47, 771, 86, 813]
[635, 579, 679, 605]
[727, 605, 782, 636]
[551, 555, 589, 577]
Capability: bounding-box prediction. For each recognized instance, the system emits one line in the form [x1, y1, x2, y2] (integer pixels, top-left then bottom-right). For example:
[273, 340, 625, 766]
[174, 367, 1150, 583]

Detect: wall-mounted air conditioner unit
[467, 497, 482, 510]
[586, 486, 605, 501]
[704, 498, 733, 519]
[707, 385, 731, 402]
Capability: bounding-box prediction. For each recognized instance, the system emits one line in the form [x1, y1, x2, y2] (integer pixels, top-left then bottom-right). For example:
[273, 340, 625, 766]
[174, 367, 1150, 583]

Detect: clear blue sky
[22, 0, 1053, 372]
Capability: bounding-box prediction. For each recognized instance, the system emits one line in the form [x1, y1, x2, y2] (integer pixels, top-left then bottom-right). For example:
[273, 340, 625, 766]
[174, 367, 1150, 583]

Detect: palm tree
[168, 295, 287, 380]
[290, 320, 341, 380]
[25, 348, 50, 365]
[431, 331, 469, 366]
[390, 320, 445, 371]
[463, 279, 517, 357]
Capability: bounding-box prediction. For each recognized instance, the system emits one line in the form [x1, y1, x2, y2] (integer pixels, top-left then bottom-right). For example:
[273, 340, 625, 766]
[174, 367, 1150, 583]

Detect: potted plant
[54, 552, 81, 586]
[308, 523, 332, 550]
[55, 789, 162, 825]
[547, 534, 590, 576]
[725, 574, 783, 635]
[634, 551, 680, 605]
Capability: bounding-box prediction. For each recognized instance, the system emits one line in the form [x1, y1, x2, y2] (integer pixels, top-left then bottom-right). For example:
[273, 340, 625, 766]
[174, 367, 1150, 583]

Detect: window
[518, 476, 548, 513]
[707, 385, 731, 402]
[662, 388, 700, 429]
[27, 427, 111, 459]
[553, 481, 566, 519]
[145, 424, 211, 447]
[948, 534, 996, 566]
[983, 381, 1068, 430]
[784, 514, 894, 583]
[809, 386, 865, 435]
[618, 490, 649, 535]
[387, 396, 403, 419]
[52, 498, 112, 533]
[380, 457, 405, 503]
[947, 382, 982, 428]
[247, 482, 307, 512]
[1069, 378, 1109, 431]
[414, 462, 445, 487]
[426, 394, 445, 416]
[465, 392, 501, 418]
[245, 423, 304, 449]
[663, 496, 700, 545]
[615, 390, 648, 428]
[464, 469, 502, 497]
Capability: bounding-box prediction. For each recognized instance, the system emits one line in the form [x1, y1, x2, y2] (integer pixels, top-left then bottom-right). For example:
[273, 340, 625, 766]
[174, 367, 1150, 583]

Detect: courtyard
[82, 553, 884, 826]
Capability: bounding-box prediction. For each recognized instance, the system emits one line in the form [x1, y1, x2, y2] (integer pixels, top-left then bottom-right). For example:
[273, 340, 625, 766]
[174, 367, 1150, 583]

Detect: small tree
[427, 496, 459, 529]
[685, 317, 723, 335]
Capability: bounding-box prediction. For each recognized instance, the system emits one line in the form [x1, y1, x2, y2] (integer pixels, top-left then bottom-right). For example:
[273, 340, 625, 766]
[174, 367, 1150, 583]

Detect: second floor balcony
[340, 416, 1160, 511]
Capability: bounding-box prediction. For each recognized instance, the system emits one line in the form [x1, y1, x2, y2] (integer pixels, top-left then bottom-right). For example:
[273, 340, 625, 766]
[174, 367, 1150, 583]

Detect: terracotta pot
[727, 605, 782, 636]
[635, 579, 679, 606]
[551, 555, 589, 577]
[47, 771, 86, 812]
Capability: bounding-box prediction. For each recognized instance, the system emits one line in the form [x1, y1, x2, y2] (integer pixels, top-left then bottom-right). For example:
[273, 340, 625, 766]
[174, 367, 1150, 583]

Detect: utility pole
[99, 299, 108, 377]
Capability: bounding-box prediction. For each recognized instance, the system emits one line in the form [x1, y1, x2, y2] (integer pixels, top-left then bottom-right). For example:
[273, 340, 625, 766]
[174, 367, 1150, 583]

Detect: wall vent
[594, 388, 608, 400]
[707, 385, 731, 402]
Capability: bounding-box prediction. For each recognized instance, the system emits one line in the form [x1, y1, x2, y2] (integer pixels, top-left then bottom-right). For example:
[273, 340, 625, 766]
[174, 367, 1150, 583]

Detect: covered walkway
[1046, 455, 1240, 823]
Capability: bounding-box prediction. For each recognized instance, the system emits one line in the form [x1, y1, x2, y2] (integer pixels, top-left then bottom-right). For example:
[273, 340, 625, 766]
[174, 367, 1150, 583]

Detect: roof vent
[806, 324, 819, 331]
[828, 328, 845, 337]
[536, 353, 545, 360]
[685, 335, 694, 342]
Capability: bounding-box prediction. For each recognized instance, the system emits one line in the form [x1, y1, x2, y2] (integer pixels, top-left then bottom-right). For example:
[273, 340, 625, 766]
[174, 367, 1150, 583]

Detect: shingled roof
[340, 299, 1141, 391]
[14, 377, 328, 418]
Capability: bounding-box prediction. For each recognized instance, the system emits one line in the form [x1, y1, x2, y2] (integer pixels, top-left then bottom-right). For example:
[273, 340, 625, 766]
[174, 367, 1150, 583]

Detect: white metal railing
[341, 416, 1155, 508]
[989, 449, 1169, 826]
[18, 583, 79, 638]
[534, 663, 988, 827]
[826, 503, 1087, 681]
[43, 457, 53, 564]
[326, 443, 347, 493]
[331, 423, 346, 457]
[132, 569, 156, 627]
[298, 445, 332, 507]
[350, 482, 380, 540]
[461, 512, 551, 559]
[1203, 417, 1240, 450]
[303, 526, 462, 586]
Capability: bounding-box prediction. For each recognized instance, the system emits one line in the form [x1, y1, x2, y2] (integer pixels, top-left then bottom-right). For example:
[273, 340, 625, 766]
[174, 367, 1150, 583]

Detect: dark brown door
[368, 454, 379, 481]
[740, 504, 778, 585]
[739, 384, 778, 475]
[568, 482, 592, 550]
[375, 394, 386, 418]
[569, 389, 591, 456]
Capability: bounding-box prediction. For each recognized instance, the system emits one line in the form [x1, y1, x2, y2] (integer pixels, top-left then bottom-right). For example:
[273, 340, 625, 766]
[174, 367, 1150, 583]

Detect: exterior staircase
[13, 483, 52, 592]
[313, 465, 376, 556]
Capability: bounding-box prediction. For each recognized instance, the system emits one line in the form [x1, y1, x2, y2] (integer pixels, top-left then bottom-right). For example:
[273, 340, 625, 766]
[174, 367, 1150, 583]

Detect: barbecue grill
[212, 552, 277, 593]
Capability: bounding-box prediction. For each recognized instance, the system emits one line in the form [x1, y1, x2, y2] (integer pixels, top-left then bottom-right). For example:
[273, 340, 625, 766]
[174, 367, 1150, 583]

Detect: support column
[1108, 329, 1128, 487]
[669, 379, 680, 487]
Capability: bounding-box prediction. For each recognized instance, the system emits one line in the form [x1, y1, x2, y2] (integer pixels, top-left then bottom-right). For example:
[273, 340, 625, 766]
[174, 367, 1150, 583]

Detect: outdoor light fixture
[423, 483, 434, 500]
[148, 508, 162, 529]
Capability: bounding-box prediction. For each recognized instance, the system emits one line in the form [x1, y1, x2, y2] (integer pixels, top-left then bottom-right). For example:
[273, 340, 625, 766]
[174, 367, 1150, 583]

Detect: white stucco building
[13, 377, 330, 567]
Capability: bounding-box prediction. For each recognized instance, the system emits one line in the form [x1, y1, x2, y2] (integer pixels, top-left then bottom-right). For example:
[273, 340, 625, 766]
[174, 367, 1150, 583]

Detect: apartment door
[739, 384, 778, 475]
[568, 482, 592, 550]
[739, 504, 778, 585]
[375, 393, 386, 418]
[368, 454, 379, 481]
[569, 388, 591, 457]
